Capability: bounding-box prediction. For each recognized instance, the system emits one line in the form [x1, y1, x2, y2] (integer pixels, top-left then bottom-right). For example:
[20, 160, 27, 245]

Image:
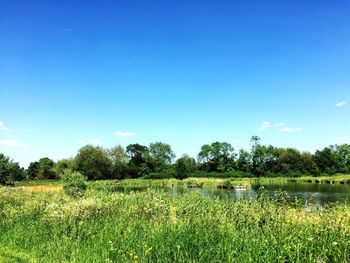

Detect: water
[111, 181, 350, 209]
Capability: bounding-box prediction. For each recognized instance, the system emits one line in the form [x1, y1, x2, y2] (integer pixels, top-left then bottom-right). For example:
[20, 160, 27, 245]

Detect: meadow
[1, 179, 350, 262]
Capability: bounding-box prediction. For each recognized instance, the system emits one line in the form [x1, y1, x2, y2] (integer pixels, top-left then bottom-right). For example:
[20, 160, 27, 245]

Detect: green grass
[0, 246, 36, 263]
[1, 186, 350, 262]
[15, 179, 62, 187]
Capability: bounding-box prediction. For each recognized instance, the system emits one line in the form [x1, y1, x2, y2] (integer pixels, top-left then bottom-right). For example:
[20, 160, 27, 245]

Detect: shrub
[62, 169, 87, 198]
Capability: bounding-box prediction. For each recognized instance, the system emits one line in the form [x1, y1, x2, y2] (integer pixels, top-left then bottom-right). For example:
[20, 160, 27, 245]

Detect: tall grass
[1, 187, 349, 262]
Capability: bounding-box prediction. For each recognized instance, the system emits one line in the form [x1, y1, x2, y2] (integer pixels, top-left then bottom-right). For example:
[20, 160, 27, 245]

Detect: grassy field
[1, 183, 350, 262]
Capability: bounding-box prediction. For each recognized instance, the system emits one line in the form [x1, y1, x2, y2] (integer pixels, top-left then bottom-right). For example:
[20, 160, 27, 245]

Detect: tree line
[1, 136, 350, 183]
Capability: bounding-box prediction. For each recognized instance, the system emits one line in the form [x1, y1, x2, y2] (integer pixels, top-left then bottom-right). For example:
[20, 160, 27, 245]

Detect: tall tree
[198, 142, 236, 172]
[276, 148, 303, 174]
[75, 145, 112, 180]
[250, 136, 278, 176]
[237, 149, 251, 173]
[108, 145, 129, 179]
[0, 154, 25, 184]
[301, 151, 318, 175]
[27, 161, 40, 179]
[38, 157, 57, 179]
[54, 159, 75, 178]
[333, 144, 350, 173]
[126, 144, 150, 177]
[148, 142, 176, 172]
[175, 154, 197, 180]
[314, 147, 337, 174]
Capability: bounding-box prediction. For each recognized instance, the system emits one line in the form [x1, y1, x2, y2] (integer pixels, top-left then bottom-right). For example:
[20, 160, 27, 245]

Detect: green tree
[38, 157, 57, 179]
[250, 136, 278, 176]
[108, 145, 129, 179]
[0, 154, 25, 184]
[333, 144, 350, 173]
[175, 154, 197, 180]
[27, 161, 40, 179]
[53, 159, 75, 178]
[276, 148, 303, 174]
[250, 136, 261, 176]
[301, 151, 318, 175]
[126, 144, 150, 177]
[148, 142, 176, 172]
[198, 142, 236, 172]
[75, 145, 112, 180]
[237, 149, 251, 172]
[314, 147, 337, 174]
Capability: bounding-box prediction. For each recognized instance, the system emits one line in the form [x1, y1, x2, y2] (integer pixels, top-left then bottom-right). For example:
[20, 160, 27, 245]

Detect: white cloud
[258, 121, 302, 133]
[76, 138, 101, 146]
[258, 122, 271, 131]
[114, 131, 137, 137]
[0, 139, 27, 148]
[0, 121, 9, 131]
[273, 122, 285, 127]
[279, 127, 303, 133]
[336, 101, 347, 107]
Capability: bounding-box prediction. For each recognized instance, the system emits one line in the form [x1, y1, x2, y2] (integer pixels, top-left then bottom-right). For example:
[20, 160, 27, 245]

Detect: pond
[112, 181, 350, 209]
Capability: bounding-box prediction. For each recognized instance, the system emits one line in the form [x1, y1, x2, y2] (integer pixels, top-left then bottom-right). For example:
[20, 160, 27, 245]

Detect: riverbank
[15, 174, 350, 190]
[1, 187, 349, 262]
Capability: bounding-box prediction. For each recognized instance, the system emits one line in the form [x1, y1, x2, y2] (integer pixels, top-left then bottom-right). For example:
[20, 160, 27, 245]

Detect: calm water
[112, 182, 350, 209]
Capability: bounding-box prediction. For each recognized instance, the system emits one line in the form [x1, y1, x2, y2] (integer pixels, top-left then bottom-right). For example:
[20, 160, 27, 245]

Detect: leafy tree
[333, 144, 350, 173]
[148, 142, 176, 172]
[314, 147, 337, 174]
[27, 161, 40, 179]
[108, 145, 129, 179]
[38, 157, 57, 179]
[126, 144, 150, 177]
[27, 158, 57, 179]
[250, 136, 261, 176]
[75, 145, 112, 180]
[276, 148, 303, 174]
[0, 154, 25, 184]
[301, 151, 318, 175]
[175, 154, 197, 180]
[54, 159, 75, 178]
[237, 149, 251, 172]
[198, 142, 236, 172]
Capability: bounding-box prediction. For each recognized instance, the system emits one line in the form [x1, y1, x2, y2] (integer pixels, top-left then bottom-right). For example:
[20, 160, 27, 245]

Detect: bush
[62, 169, 87, 197]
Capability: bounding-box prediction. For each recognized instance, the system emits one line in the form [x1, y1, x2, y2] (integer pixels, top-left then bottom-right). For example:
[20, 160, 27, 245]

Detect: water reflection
[110, 182, 350, 209]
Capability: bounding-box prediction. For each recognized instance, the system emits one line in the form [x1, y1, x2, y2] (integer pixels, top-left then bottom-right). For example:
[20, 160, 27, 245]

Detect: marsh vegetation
[1, 185, 350, 262]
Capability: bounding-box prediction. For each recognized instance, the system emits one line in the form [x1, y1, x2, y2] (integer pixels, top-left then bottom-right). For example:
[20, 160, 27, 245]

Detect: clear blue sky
[1, 0, 349, 167]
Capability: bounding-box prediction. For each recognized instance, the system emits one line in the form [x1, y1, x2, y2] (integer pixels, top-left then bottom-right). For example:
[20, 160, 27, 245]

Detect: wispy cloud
[279, 127, 303, 133]
[55, 27, 73, 34]
[336, 101, 347, 107]
[258, 122, 271, 131]
[76, 138, 101, 146]
[114, 131, 137, 137]
[0, 139, 27, 148]
[273, 122, 285, 127]
[0, 121, 9, 131]
[258, 121, 303, 133]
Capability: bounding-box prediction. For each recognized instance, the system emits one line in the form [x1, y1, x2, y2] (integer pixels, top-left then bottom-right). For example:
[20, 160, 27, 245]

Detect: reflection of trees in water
[113, 183, 350, 208]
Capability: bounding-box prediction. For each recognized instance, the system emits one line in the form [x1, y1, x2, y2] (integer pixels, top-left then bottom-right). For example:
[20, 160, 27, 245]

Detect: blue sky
[1, 0, 350, 167]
